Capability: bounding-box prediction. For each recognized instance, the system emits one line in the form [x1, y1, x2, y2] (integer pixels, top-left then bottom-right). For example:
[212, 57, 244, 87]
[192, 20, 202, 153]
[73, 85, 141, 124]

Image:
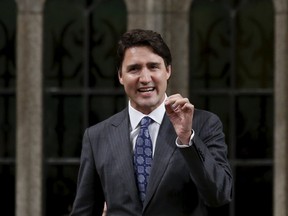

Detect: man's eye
[128, 67, 138, 72]
[127, 66, 142, 74]
[150, 64, 159, 70]
[129, 67, 135, 71]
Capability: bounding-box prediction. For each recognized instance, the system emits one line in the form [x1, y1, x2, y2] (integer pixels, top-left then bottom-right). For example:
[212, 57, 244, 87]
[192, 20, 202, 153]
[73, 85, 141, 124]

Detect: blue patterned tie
[134, 116, 153, 203]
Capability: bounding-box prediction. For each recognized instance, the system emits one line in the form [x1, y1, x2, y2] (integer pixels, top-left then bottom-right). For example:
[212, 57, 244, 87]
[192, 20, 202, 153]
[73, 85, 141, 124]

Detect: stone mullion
[163, 0, 191, 97]
[273, 0, 288, 216]
[15, 0, 45, 216]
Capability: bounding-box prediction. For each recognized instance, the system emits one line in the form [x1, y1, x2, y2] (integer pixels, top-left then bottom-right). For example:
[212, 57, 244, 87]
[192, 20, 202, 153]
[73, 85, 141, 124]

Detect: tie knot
[140, 116, 152, 128]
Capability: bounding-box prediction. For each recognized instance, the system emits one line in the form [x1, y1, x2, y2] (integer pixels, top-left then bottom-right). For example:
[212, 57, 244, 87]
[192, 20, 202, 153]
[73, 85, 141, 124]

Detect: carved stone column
[273, 0, 288, 216]
[163, 0, 192, 97]
[125, 0, 165, 32]
[15, 0, 45, 216]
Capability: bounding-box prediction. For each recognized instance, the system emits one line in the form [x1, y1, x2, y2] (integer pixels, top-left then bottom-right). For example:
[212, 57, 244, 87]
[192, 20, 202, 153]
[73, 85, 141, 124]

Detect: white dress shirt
[128, 99, 165, 156]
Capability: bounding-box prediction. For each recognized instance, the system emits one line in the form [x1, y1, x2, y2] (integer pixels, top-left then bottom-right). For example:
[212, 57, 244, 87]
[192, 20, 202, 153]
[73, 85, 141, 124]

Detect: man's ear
[166, 65, 172, 80]
[118, 70, 123, 85]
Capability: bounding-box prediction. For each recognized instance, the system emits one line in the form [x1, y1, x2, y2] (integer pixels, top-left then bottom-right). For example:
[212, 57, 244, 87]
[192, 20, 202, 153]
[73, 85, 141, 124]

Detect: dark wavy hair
[117, 29, 172, 72]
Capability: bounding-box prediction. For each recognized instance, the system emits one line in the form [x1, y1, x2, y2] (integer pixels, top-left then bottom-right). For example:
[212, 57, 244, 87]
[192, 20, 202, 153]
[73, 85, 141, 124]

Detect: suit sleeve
[70, 129, 105, 216]
[179, 112, 233, 207]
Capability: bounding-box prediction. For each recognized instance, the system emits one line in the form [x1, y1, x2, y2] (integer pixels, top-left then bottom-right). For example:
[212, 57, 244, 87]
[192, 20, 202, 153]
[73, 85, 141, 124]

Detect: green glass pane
[189, 0, 231, 89]
[189, 94, 231, 153]
[235, 166, 272, 216]
[236, 95, 273, 159]
[45, 165, 78, 216]
[189, 0, 274, 90]
[43, 0, 127, 89]
[89, 95, 126, 126]
[0, 165, 15, 216]
[0, 0, 16, 88]
[0, 95, 15, 157]
[235, 0, 274, 88]
[43, 0, 84, 88]
[44, 95, 83, 158]
[89, 0, 127, 88]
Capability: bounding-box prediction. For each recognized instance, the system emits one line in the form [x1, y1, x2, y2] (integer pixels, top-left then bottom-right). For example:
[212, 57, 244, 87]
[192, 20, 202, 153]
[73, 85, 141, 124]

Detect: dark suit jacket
[70, 108, 233, 216]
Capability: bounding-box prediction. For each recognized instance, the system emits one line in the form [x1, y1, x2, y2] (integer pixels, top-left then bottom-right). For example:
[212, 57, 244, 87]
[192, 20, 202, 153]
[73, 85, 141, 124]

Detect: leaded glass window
[0, 0, 16, 215]
[43, 0, 127, 214]
[189, 0, 274, 215]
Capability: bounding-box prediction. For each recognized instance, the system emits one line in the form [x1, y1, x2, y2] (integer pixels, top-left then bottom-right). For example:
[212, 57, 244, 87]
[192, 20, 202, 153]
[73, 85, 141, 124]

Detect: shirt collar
[128, 95, 167, 130]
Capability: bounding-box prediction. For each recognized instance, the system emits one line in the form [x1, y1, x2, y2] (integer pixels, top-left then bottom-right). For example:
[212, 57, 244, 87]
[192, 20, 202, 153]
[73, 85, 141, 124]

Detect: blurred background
[1, 0, 286, 215]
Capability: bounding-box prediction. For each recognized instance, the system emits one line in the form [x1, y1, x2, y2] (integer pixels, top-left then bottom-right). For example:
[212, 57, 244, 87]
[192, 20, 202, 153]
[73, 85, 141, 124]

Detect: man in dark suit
[70, 29, 233, 216]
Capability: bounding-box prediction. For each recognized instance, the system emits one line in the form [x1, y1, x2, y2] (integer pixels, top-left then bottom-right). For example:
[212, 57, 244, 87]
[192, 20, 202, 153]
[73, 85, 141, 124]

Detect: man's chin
[136, 100, 160, 112]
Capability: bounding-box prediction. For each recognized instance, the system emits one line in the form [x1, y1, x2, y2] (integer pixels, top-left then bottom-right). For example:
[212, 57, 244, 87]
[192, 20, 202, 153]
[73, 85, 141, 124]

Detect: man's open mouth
[138, 87, 155, 92]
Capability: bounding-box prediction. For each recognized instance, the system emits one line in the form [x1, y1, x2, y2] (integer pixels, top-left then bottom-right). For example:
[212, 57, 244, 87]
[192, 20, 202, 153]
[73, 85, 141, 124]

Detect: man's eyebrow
[126, 61, 161, 70]
[126, 64, 141, 70]
[147, 62, 161, 66]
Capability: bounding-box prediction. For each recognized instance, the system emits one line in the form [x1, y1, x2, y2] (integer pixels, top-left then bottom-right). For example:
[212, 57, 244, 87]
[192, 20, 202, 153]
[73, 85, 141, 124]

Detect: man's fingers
[182, 102, 194, 111]
[165, 95, 193, 113]
[165, 102, 174, 114]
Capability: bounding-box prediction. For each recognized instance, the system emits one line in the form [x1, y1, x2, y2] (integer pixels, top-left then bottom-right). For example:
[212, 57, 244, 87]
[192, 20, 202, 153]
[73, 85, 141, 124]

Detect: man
[70, 29, 233, 216]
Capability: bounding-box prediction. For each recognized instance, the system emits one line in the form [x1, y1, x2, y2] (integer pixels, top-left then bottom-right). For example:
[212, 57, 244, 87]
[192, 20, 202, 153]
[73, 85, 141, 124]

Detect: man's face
[119, 46, 171, 114]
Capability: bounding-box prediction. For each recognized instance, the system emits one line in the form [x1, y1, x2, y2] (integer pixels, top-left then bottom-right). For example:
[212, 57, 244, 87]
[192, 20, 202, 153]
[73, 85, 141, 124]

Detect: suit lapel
[143, 115, 178, 209]
[108, 109, 141, 206]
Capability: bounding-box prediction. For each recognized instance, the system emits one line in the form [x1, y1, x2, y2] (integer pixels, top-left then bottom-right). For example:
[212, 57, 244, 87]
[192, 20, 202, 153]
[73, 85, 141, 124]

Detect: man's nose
[139, 69, 151, 83]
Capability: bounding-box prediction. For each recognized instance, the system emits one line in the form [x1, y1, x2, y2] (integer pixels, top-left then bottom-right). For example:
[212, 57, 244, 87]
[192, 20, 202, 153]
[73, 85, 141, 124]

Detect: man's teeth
[139, 88, 154, 92]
